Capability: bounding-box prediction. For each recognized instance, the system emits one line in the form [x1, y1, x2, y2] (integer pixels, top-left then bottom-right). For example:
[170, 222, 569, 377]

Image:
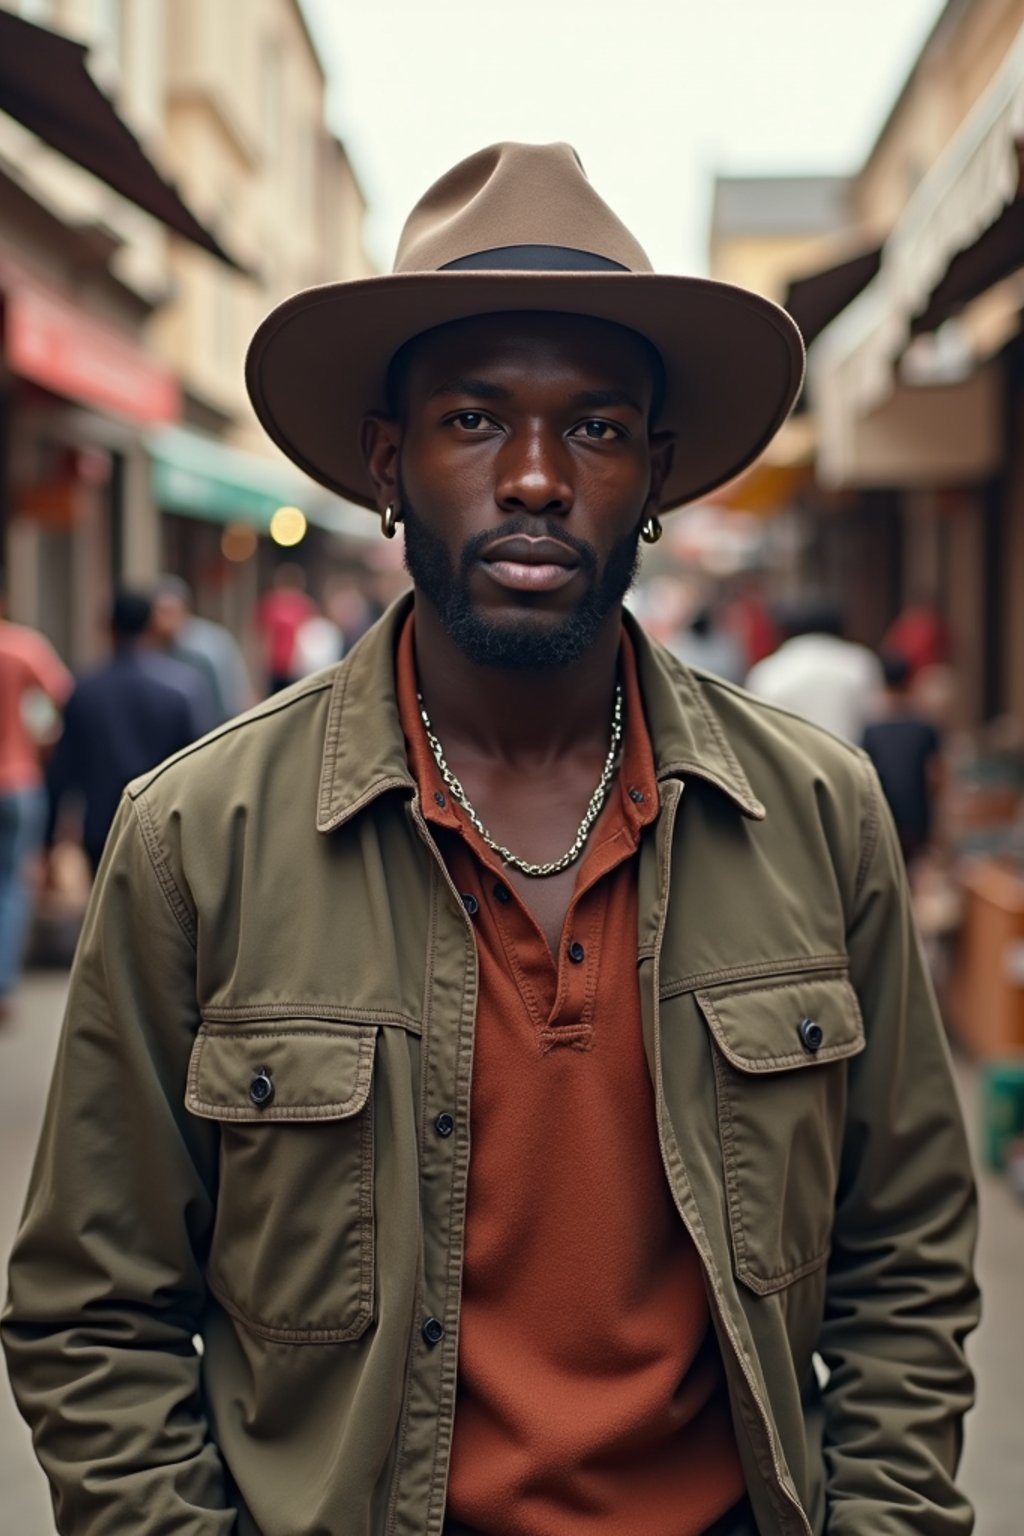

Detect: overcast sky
[302, 0, 946, 275]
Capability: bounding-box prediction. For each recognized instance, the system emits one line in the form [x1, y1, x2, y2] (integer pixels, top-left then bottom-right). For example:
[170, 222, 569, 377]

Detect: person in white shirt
[744, 599, 883, 743]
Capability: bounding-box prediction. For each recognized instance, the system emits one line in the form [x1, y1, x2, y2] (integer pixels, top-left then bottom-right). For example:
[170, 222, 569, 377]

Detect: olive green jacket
[3, 596, 978, 1536]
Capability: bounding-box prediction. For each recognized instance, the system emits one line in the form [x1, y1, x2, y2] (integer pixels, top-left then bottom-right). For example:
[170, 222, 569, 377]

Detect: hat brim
[244, 270, 805, 513]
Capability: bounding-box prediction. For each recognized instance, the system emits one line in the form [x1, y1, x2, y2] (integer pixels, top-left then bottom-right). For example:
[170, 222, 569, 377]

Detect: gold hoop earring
[380, 503, 401, 539]
[640, 514, 663, 545]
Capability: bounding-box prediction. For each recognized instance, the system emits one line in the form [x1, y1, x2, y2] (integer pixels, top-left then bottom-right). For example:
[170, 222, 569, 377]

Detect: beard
[401, 496, 642, 671]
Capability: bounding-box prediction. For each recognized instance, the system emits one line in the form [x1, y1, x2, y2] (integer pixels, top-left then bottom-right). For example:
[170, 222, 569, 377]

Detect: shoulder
[639, 631, 881, 889]
[693, 662, 871, 783]
[644, 629, 869, 779]
[125, 668, 337, 811]
[138, 650, 208, 701]
[691, 663, 885, 910]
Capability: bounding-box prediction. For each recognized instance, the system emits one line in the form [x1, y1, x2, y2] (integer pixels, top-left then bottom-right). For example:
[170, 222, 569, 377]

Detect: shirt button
[798, 1018, 824, 1052]
[434, 790, 446, 808]
[568, 940, 585, 964]
[421, 1316, 445, 1347]
[249, 1067, 274, 1107]
[434, 1112, 455, 1137]
[493, 881, 511, 904]
[462, 893, 479, 917]
[629, 787, 645, 803]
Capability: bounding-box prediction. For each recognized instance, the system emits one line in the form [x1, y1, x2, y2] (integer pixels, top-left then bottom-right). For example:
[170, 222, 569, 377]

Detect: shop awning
[707, 460, 811, 516]
[0, 248, 180, 423]
[783, 245, 881, 347]
[0, 8, 244, 271]
[911, 191, 1024, 334]
[812, 20, 1024, 484]
[148, 425, 373, 539]
[886, 25, 1024, 337]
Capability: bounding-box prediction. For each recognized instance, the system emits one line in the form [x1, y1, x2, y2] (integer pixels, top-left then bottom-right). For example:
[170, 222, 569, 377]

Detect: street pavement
[0, 970, 1021, 1533]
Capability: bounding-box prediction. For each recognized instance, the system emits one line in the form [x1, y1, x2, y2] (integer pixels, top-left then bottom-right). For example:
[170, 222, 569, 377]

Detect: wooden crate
[950, 858, 1024, 1059]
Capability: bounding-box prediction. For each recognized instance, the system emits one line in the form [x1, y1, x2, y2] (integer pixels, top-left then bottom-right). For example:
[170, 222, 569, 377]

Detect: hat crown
[393, 141, 654, 276]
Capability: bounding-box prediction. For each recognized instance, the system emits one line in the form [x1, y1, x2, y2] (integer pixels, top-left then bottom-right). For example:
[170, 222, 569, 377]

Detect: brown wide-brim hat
[246, 142, 805, 512]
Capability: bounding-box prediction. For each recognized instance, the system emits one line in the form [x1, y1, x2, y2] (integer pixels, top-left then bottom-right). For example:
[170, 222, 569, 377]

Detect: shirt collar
[316, 593, 765, 834]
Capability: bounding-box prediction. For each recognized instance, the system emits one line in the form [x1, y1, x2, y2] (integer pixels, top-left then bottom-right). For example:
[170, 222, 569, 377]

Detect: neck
[412, 593, 623, 763]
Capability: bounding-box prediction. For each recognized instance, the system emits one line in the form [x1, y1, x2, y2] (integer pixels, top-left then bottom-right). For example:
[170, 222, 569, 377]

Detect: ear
[360, 414, 403, 511]
[645, 429, 676, 512]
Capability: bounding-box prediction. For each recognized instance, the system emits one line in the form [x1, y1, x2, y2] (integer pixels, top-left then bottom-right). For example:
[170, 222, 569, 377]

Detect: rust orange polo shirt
[397, 616, 746, 1536]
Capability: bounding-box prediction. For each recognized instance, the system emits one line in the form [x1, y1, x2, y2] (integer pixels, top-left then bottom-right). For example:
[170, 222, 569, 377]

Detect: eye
[573, 419, 624, 441]
[451, 411, 489, 430]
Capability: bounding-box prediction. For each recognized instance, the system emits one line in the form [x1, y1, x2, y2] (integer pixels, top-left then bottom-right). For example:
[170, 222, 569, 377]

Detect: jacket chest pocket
[696, 973, 865, 1295]
[185, 1020, 377, 1342]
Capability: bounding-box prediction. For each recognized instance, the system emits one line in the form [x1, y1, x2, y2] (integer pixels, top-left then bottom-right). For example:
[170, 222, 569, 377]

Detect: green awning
[147, 425, 372, 537]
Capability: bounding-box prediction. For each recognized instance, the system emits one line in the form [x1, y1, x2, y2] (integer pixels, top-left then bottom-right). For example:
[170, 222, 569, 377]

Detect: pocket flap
[695, 974, 864, 1073]
[186, 1021, 376, 1121]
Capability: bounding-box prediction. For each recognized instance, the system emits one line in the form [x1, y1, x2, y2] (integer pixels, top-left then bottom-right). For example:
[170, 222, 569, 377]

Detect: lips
[479, 535, 581, 595]
[481, 535, 579, 568]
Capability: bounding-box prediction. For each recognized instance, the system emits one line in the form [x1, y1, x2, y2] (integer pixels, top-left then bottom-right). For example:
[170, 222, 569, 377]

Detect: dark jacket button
[421, 1316, 445, 1346]
[798, 1018, 824, 1052]
[462, 893, 479, 917]
[434, 1112, 455, 1138]
[568, 940, 585, 964]
[249, 1067, 274, 1107]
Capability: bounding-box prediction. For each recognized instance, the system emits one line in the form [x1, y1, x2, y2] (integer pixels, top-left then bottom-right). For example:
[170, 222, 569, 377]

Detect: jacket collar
[316, 593, 764, 834]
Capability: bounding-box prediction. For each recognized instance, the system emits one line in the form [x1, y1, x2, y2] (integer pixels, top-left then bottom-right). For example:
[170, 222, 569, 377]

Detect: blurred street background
[2, 0, 1024, 1527]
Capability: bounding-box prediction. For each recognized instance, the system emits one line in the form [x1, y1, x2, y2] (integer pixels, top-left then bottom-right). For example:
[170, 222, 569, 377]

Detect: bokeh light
[269, 506, 308, 547]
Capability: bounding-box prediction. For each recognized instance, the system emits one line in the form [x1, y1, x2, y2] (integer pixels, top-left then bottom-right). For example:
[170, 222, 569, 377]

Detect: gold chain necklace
[417, 685, 624, 878]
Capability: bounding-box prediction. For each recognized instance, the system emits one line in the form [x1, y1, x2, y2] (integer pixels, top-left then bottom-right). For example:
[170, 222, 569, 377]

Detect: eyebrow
[427, 376, 510, 402]
[425, 378, 646, 415]
[568, 388, 645, 415]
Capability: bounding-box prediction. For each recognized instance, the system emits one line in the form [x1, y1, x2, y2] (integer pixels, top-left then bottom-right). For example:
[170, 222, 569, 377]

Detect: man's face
[365, 312, 672, 670]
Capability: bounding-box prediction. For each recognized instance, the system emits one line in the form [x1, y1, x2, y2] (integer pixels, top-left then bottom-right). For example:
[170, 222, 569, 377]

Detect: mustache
[458, 518, 599, 578]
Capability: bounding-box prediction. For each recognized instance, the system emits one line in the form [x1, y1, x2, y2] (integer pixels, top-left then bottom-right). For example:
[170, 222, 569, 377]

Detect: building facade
[709, 0, 1024, 731]
[0, 0, 371, 667]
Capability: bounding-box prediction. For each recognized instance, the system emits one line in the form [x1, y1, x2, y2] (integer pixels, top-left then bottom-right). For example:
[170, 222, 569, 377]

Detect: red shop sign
[1, 255, 180, 424]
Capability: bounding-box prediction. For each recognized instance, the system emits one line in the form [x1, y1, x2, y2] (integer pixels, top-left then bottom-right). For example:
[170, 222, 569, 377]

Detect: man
[0, 586, 71, 1014]
[45, 590, 210, 874]
[861, 651, 943, 866]
[4, 144, 977, 1536]
[149, 576, 232, 729]
[254, 561, 318, 691]
[744, 598, 884, 744]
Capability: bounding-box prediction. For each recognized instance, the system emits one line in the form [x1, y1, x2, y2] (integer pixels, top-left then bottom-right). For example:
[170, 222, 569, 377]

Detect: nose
[494, 424, 573, 517]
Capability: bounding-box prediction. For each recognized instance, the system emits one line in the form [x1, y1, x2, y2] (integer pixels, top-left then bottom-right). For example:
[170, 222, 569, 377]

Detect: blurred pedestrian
[720, 572, 779, 670]
[329, 575, 379, 650]
[0, 586, 71, 1015]
[147, 579, 225, 730]
[45, 591, 208, 875]
[744, 597, 883, 742]
[255, 563, 317, 692]
[669, 605, 745, 682]
[862, 651, 943, 865]
[289, 576, 347, 679]
[882, 597, 948, 680]
[153, 575, 252, 721]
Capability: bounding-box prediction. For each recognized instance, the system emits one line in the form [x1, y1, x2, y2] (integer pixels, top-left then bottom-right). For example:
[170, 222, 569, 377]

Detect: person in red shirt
[254, 563, 318, 693]
[0, 586, 71, 1013]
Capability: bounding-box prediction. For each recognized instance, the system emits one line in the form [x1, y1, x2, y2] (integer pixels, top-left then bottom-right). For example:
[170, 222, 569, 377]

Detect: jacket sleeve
[819, 757, 979, 1534]
[2, 794, 235, 1534]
